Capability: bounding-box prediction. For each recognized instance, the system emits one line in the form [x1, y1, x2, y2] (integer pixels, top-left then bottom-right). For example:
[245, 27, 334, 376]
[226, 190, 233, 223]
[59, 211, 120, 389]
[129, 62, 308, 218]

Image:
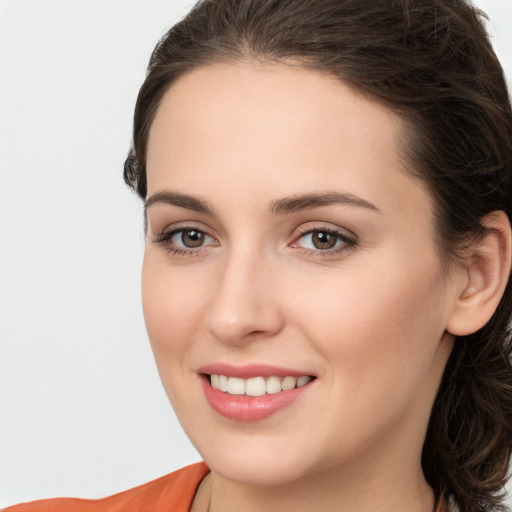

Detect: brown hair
[124, 1, 512, 510]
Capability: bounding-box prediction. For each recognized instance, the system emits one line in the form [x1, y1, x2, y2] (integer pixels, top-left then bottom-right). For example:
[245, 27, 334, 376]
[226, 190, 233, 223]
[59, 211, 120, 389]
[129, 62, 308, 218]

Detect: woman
[6, 0, 512, 511]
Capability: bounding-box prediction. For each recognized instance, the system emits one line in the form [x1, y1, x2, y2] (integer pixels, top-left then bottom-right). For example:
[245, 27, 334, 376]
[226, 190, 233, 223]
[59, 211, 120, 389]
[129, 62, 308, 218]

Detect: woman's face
[142, 62, 458, 486]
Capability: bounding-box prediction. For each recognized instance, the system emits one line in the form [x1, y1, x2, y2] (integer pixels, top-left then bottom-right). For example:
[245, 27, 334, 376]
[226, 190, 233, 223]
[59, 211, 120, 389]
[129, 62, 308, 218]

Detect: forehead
[147, 61, 403, 170]
[146, 61, 431, 223]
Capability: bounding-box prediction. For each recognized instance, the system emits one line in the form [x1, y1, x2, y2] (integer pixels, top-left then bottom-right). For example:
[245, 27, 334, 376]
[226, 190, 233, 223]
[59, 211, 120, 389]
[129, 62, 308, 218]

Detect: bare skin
[142, 62, 511, 512]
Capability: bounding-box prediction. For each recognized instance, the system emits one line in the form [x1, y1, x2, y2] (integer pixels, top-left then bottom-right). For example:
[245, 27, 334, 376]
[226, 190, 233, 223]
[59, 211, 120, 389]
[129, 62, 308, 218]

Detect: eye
[291, 226, 357, 255]
[172, 229, 208, 248]
[152, 226, 218, 254]
[302, 231, 339, 250]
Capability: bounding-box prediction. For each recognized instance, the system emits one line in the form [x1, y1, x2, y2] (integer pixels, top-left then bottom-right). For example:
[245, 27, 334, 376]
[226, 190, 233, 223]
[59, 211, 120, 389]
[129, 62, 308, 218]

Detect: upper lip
[197, 363, 316, 379]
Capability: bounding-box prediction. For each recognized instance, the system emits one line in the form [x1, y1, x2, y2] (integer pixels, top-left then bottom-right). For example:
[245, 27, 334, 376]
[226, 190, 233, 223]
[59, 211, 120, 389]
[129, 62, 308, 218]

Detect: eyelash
[292, 226, 358, 256]
[151, 225, 358, 257]
[152, 225, 217, 257]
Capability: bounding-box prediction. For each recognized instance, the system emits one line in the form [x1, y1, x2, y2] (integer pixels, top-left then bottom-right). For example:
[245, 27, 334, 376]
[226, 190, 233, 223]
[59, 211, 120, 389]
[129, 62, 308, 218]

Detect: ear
[447, 211, 512, 337]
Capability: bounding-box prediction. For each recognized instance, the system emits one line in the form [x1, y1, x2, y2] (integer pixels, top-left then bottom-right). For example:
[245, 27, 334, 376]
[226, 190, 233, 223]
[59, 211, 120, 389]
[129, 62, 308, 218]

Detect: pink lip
[198, 364, 316, 422]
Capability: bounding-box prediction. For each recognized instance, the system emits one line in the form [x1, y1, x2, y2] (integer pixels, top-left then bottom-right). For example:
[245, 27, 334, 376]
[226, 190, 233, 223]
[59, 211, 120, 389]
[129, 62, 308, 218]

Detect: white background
[1, 0, 511, 507]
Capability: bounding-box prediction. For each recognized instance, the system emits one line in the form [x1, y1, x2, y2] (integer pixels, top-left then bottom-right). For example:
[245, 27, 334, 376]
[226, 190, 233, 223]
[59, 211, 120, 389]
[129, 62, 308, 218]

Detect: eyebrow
[271, 191, 381, 215]
[145, 191, 213, 214]
[144, 190, 381, 216]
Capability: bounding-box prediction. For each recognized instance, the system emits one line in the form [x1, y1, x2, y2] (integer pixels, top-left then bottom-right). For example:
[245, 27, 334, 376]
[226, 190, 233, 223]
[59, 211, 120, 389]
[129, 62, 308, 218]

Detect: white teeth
[210, 374, 313, 395]
[227, 377, 245, 395]
[266, 375, 282, 394]
[219, 374, 228, 392]
[281, 376, 297, 391]
[297, 376, 312, 387]
[246, 377, 266, 397]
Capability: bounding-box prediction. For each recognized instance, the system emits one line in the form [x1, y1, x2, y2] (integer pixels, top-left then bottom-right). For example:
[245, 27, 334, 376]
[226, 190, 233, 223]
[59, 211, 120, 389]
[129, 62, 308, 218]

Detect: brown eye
[293, 227, 357, 254]
[180, 229, 205, 248]
[153, 226, 218, 254]
[311, 231, 337, 250]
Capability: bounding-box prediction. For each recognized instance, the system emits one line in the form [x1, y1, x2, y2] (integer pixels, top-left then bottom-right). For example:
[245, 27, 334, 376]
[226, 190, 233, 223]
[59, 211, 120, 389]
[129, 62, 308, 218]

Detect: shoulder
[3, 462, 209, 512]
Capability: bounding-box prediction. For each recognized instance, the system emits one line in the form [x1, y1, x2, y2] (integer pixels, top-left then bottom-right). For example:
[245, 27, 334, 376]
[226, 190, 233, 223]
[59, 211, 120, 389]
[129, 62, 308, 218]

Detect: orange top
[4, 463, 447, 512]
[4, 462, 209, 512]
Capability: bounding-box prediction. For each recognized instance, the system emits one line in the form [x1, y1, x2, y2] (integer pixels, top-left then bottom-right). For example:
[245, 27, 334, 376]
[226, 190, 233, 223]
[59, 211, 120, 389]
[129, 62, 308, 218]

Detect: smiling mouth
[207, 374, 314, 396]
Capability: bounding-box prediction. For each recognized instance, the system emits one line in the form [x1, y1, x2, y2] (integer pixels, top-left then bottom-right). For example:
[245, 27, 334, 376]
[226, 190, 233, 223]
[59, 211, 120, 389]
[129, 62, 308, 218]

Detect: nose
[204, 249, 284, 345]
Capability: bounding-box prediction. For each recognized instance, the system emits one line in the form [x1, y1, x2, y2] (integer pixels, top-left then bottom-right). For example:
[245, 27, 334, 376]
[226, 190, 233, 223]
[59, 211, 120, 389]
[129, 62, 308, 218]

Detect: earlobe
[447, 211, 512, 337]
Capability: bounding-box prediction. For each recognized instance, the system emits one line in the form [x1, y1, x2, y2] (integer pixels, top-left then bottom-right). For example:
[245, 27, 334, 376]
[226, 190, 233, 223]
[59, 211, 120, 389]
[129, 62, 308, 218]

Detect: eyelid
[295, 222, 356, 237]
[293, 222, 357, 242]
[150, 220, 215, 240]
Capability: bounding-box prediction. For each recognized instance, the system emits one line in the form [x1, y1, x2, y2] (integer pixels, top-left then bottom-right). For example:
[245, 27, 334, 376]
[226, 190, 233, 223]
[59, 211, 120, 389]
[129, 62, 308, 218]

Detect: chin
[207, 452, 315, 487]
[188, 424, 329, 487]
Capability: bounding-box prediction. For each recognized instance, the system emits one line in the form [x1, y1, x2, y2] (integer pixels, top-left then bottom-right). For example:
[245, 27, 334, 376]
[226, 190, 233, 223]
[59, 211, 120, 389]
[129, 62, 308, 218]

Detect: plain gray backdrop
[1, 0, 511, 507]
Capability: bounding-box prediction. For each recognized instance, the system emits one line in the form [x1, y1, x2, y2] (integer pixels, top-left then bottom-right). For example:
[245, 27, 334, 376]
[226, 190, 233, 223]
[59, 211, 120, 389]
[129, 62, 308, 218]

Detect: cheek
[289, 251, 449, 402]
[141, 252, 209, 364]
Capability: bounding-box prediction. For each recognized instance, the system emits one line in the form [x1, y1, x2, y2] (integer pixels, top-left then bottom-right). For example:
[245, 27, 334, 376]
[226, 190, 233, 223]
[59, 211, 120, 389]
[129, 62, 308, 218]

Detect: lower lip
[201, 377, 313, 422]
